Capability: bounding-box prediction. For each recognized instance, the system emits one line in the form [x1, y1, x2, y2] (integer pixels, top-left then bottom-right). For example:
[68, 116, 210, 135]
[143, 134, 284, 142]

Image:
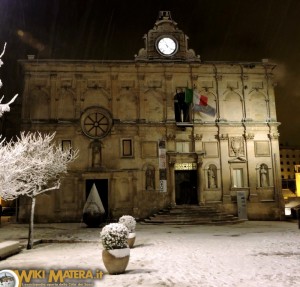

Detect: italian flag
[193, 90, 216, 117]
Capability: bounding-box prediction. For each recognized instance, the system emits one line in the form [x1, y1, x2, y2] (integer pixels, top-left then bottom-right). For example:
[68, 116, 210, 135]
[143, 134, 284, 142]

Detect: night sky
[1, 0, 300, 145]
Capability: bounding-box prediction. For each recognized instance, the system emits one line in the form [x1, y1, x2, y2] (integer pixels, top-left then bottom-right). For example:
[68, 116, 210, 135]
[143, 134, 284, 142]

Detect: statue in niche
[260, 165, 268, 187]
[145, 167, 155, 190]
[90, 140, 103, 169]
[208, 166, 217, 189]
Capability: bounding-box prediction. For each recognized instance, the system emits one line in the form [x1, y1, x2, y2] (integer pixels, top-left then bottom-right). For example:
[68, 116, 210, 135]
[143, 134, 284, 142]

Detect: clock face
[156, 37, 178, 56]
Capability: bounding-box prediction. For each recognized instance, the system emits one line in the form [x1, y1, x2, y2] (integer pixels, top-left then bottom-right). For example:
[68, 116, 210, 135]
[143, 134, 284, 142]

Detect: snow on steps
[143, 205, 245, 225]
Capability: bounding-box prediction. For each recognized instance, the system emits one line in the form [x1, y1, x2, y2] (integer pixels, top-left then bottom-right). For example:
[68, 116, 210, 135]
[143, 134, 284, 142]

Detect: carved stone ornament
[189, 134, 203, 141]
[165, 74, 173, 80]
[166, 134, 176, 141]
[268, 132, 280, 140]
[244, 133, 255, 140]
[229, 136, 245, 156]
[61, 79, 72, 88]
[215, 74, 222, 81]
[218, 133, 228, 141]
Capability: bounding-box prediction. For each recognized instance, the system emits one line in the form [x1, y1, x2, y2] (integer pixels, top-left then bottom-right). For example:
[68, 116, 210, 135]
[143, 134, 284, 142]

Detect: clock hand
[164, 40, 170, 48]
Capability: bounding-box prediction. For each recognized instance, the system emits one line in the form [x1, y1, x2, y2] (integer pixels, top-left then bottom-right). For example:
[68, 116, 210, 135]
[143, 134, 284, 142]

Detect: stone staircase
[143, 205, 244, 225]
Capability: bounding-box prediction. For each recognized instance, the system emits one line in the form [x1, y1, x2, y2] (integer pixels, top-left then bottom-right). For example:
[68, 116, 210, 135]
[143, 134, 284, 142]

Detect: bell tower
[135, 11, 200, 62]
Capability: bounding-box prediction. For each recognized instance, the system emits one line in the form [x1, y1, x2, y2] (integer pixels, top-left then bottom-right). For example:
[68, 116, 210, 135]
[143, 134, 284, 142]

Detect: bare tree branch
[0, 42, 6, 58]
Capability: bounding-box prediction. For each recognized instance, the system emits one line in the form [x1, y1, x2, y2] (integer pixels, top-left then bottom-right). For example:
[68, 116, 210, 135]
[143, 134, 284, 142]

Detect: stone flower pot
[128, 232, 136, 248]
[119, 215, 137, 248]
[102, 248, 130, 274]
[100, 223, 130, 274]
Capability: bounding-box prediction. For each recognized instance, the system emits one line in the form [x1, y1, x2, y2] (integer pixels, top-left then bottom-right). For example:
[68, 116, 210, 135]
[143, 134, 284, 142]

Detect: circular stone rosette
[80, 106, 113, 139]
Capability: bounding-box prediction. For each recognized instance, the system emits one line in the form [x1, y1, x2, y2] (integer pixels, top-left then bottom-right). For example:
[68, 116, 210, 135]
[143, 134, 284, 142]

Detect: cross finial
[158, 11, 172, 20]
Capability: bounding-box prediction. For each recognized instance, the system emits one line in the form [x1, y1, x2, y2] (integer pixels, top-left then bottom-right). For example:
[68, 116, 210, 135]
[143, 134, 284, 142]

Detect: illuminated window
[232, 168, 244, 187]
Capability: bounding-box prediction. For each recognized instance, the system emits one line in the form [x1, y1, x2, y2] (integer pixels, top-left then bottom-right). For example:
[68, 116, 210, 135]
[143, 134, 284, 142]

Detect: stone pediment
[228, 157, 247, 163]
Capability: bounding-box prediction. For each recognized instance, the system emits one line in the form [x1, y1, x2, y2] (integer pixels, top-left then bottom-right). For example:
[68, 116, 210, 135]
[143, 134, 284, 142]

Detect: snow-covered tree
[0, 42, 78, 249]
[0, 132, 78, 248]
[0, 132, 78, 249]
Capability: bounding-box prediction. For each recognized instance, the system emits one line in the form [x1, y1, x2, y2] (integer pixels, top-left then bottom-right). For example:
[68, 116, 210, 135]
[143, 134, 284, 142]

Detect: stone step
[0, 241, 22, 260]
[144, 205, 243, 225]
[144, 218, 244, 225]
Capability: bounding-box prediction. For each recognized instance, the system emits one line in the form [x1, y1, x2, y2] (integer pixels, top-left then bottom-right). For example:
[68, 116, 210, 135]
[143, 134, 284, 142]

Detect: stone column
[74, 74, 83, 118]
[244, 132, 258, 202]
[197, 156, 204, 205]
[137, 72, 146, 121]
[164, 73, 175, 122]
[269, 131, 285, 219]
[218, 133, 231, 203]
[268, 131, 282, 201]
[168, 158, 176, 206]
[110, 74, 118, 118]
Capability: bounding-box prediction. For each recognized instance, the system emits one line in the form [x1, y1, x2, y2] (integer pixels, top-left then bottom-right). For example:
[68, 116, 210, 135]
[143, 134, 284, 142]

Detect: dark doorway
[86, 179, 109, 218]
[175, 170, 198, 205]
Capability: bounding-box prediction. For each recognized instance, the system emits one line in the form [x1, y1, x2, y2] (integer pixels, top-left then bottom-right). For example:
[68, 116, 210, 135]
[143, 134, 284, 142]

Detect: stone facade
[18, 11, 284, 222]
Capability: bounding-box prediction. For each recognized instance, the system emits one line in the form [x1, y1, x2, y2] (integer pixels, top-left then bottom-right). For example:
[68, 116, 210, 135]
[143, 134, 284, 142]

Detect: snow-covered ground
[0, 220, 300, 287]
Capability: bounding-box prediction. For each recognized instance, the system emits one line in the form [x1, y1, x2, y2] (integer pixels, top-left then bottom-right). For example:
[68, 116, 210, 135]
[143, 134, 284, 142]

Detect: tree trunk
[27, 196, 36, 250]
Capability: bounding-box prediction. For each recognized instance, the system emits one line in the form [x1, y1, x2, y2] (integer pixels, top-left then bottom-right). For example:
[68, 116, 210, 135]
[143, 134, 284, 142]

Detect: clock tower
[135, 11, 200, 62]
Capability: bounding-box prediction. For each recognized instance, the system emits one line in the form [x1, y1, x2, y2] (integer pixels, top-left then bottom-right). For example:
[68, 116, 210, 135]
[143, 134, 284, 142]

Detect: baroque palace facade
[18, 11, 284, 222]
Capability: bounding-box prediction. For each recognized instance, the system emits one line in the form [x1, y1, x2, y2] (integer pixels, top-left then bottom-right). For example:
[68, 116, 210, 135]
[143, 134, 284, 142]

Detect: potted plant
[119, 215, 136, 248]
[100, 223, 130, 274]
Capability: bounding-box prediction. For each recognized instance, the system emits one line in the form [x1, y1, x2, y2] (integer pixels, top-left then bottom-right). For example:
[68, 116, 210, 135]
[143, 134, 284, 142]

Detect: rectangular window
[233, 168, 243, 187]
[176, 142, 190, 153]
[122, 139, 133, 157]
[62, 140, 71, 151]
